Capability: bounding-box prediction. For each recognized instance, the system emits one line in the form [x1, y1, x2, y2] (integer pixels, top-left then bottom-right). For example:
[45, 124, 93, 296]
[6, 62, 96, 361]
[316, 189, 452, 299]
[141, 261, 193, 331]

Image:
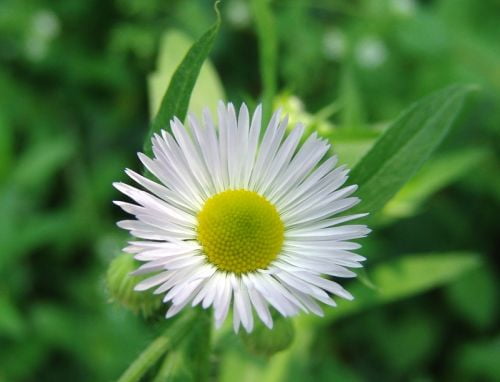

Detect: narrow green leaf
[328, 127, 382, 167]
[349, 85, 475, 214]
[251, 0, 277, 125]
[0, 113, 13, 181]
[383, 147, 488, 220]
[445, 267, 498, 329]
[147, 30, 225, 121]
[144, 3, 221, 156]
[315, 251, 481, 325]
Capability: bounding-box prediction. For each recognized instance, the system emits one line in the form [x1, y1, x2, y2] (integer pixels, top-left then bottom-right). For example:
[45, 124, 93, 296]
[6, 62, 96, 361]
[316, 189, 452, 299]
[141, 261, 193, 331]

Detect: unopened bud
[106, 254, 162, 317]
[239, 312, 295, 356]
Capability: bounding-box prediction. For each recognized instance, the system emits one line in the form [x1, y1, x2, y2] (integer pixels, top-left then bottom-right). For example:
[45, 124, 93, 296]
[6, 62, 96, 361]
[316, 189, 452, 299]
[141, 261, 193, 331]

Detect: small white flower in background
[322, 28, 346, 61]
[226, 0, 251, 28]
[25, 9, 60, 61]
[390, 0, 416, 17]
[114, 102, 370, 333]
[355, 36, 388, 69]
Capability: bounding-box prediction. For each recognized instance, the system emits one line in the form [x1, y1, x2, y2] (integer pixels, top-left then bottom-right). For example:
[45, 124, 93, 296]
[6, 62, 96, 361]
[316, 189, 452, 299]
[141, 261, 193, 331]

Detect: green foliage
[143, 3, 221, 155]
[1, 0, 499, 381]
[382, 147, 488, 220]
[349, 85, 474, 215]
[148, 30, 225, 121]
[445, 267, 498, 330]
[318, 252, 481, 324]
[251, 0, 277, 125]
[118, 309, 198, 382]
[453, 336, 500, 381]
[216, 252, 480, 382]
[152, 309, 212, 382]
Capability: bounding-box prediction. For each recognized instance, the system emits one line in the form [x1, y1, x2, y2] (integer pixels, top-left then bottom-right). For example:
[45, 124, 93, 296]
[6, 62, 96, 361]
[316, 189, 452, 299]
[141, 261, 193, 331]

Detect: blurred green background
[1, 0, 499, 381]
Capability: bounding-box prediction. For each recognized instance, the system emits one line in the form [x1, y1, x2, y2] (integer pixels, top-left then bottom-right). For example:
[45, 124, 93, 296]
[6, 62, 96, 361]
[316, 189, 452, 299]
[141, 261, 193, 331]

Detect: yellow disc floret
[197, 189, 284, 274]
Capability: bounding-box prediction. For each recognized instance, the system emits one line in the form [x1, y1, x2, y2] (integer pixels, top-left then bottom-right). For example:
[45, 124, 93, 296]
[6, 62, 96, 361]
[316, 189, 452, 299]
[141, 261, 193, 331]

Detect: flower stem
[117, 309, 197, 382]
[152, 308, 213, 382]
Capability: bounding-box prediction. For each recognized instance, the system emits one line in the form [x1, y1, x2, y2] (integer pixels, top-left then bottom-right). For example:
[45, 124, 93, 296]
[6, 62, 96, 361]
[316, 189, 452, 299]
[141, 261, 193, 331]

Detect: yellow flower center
[197, 189, 284, 274]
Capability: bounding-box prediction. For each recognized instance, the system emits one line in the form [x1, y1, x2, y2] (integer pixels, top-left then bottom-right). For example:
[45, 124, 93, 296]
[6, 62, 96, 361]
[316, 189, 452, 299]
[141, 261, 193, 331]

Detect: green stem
[117, 309, 197, 382]
[152, 308, 213, 382]
[251, 0, 277, 126]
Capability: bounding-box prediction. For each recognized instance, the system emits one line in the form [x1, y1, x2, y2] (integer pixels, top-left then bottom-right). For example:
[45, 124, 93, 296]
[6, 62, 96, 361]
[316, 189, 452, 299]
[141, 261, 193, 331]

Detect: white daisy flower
[113, 102, 370, 333]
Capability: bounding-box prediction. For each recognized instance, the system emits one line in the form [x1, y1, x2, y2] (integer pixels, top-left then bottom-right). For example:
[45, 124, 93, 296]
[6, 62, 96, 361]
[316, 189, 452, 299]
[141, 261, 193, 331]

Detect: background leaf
[445, 267, 498, 329]
[349, 85, 475, 214]
[143, 4, 221, 156]
[219, 251, 481, 382]
[251, 0, 277, 125]
[147, 30, 225, 121]
[382, 147, 488, 220]
[2, 0, 499, 380]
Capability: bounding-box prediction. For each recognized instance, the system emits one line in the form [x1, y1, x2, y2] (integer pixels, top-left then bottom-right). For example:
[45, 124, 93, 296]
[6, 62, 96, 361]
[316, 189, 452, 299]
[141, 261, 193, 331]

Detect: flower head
[113, 102, 370, 332]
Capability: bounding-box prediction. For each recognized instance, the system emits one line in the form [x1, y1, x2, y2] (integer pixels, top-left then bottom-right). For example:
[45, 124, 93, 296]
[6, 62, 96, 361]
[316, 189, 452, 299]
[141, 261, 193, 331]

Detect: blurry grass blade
[453, 336, 500, 380]
[148, 30, 225, 121]
[0, 113, 13, 181]
[340, 62, 365, 129]
[144, 3, 221, 156]
[383, 147, 488, 220]
[445, 267, 498, 329]
[251, 0, 277, 125]
[0, 293, 25, 339]
[153, 350, 190, 382]
[12, 136, 75, 191]
[2, 211, 76, 266]
[316, 251, 481, 324]
[349, 85, 475, 214]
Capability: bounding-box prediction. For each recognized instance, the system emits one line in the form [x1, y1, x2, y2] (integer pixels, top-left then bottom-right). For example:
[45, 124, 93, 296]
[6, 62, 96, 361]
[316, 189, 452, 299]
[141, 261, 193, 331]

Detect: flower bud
[239, 313, 295, 356]
[106, 253, 162, 317]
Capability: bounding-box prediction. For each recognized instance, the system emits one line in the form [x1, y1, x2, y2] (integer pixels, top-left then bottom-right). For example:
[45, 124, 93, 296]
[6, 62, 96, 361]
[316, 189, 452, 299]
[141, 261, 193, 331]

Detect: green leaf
[454, 336, 500, 381]
[251, 0, 277, 125]
[445, 267, 498, 329]
[147, 30, 225, 121]
[0, 292, 25, 338]
[0, 113, 13, 181]
[143, 3, 221, 156]
[11, 136, 75, 191]
[218, 252, 480, 382]
[349, 85, 475, 214]
[382, 147, 488, 220]
[329, 127, 383, 168]
[315, 251, 481, 324]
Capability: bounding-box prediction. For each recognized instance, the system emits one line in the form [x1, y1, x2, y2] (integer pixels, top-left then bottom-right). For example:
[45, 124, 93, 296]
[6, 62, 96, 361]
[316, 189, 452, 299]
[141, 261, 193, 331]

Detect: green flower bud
[106, 253, 163, 317]
[239, 312, 295, 357]
[274, 93, 335, 137]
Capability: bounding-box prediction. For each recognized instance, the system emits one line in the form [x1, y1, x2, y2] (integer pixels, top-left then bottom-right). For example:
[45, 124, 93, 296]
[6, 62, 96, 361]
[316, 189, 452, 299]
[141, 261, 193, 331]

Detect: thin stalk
[117, 309, 197, 382]
[251, 0, 278, 126]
